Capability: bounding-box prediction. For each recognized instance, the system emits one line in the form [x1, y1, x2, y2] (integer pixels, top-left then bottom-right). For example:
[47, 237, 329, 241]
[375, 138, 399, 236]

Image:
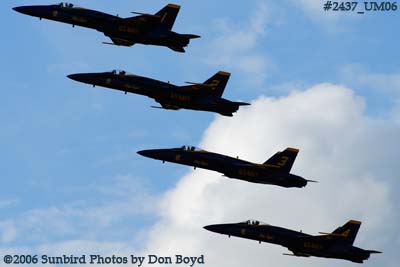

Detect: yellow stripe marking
[167, 4, 180, 9]
[217, 71, 231, 76]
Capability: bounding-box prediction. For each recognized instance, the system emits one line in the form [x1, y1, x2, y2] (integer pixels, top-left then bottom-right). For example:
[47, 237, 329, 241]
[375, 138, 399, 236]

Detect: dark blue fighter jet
[137, 146, 315, 188]
[204, 219, 382, 263]
[13, 2, 200, 52]
[68, 70, 250, 116]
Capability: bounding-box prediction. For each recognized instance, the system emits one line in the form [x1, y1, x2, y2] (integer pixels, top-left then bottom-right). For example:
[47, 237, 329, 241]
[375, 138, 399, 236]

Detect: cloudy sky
[1, 0, 399, 266]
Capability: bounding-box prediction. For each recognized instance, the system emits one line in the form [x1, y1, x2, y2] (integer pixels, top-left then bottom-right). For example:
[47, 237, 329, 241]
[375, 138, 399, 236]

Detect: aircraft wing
[120, 14, 160, 28]
[120, 4, 180, 31]
[284, 252, 311, 257]
[152, 100, 181, 110]
[177, 71, 231, 95]
[233, 162, 281, 169]
[103, 36, 135, 47]
[175, 84, 212, 93]
[298, 233, 350, 243]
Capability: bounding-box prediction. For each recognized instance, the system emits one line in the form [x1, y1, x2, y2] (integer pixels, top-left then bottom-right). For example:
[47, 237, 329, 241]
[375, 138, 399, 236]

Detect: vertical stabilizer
[332, 220, 361, 245]
[155, 4, 180, 30]
[263, 148, 299, 173]
[203, 71, 231, 97]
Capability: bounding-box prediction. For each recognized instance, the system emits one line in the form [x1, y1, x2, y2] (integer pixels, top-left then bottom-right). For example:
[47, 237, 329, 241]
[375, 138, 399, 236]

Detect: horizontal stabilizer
[366, 250, 382, 254]
[234, 101, 251, 106]
[180, 34, 201, 39]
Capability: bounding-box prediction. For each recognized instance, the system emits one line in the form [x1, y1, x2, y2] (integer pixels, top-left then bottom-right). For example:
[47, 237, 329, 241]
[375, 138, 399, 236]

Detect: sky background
[1, 0, 400, 266]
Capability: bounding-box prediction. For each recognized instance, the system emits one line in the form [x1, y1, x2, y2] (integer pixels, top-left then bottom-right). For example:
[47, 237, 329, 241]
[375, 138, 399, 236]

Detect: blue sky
[1, 0, 400, 266]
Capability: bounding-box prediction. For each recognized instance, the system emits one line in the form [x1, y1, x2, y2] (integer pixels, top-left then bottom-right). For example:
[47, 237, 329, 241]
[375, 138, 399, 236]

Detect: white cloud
[339, 64, 400, 124]
[0, 221, 17, 243]
[0, 176, 158, 246]
[339, 64, 400, 95]
[1, 84, 399, 266]
[0, 198, 19, 209]
[203, 1, 273, 86]
[142, 84, 398, 266]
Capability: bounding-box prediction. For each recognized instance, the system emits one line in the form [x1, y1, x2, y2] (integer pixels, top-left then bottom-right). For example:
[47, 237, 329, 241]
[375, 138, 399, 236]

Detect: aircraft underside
[154, 100, 236, 116]
[289, 248, 367, 263]
[103, 32, 189, 52]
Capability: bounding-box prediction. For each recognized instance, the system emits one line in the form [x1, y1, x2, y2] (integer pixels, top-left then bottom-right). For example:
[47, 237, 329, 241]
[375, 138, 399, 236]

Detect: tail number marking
[277, 156, 289, 167]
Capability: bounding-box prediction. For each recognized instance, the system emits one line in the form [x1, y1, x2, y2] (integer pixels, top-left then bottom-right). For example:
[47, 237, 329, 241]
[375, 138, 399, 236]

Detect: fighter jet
[204, 219, 381, 263]
[137, 146, 314, 188]
[67, 70, 250, 116]
[13, 2, 199, 52]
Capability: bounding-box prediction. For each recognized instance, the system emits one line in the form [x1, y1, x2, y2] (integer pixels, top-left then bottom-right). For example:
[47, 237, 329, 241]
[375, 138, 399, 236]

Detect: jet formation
[12, 2, 383, 264]
[13, 2, 200, 52]
[204, 219, 381, 263]
[68, 70, 250, 116]
[137, 146, 315, 188]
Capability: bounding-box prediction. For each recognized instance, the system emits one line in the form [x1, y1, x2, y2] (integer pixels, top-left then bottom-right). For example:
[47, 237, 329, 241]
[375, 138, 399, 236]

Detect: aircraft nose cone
[13, 6, 27, 14]
[203, 224, 223, 234]
[67, 73, 100, 85]
[67, 74, 83, 82]
[13, 6, 46, 17]
[203, 225, 214, 231]
[137, 150, 155, 158]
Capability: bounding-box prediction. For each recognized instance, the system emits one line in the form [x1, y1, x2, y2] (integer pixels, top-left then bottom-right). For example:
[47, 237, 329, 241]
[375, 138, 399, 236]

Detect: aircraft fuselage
[68, 72, 244, 116]
[204, 223, 373, 263]
[137, 148, 308, 187]
[13, 4, 194, 49]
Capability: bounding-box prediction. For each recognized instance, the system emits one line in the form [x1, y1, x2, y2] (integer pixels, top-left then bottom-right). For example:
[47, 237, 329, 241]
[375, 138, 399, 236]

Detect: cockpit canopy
[180, 145, 203, 152]
[58, 3, 74, 8]
[111, 69, 127, 76]
[109, 70, 137, 78]
[240, 220, 269, 226]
